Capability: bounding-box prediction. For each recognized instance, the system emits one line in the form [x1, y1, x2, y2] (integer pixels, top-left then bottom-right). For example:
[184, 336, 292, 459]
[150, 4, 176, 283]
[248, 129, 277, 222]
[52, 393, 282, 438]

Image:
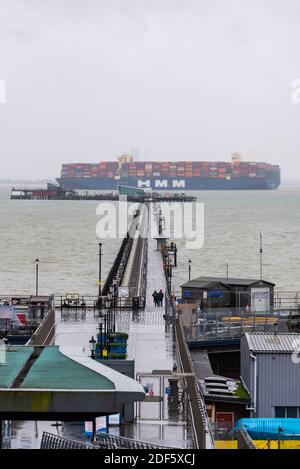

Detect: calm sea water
[0, 184, 300, 294]
[2, 183, 300, 448]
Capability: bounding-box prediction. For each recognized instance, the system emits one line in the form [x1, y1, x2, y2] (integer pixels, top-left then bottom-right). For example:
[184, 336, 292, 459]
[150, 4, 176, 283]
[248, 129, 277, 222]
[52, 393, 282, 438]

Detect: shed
[241, 332, 300, 418]
[181, 276, 275, 311]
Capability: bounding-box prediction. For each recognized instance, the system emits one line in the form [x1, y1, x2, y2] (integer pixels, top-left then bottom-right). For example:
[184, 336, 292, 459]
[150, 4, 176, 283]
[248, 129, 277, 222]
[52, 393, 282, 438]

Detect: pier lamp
[98, 243, 102, 301]
[35, 258, 40, 296]
[112, 282, 118, 333]
[89, 336, 96, 359]
[98, 315, 104, 359]
[107, 293, 113, 334]
[104, 299, 110, 352]
[188, 259, 192, 282]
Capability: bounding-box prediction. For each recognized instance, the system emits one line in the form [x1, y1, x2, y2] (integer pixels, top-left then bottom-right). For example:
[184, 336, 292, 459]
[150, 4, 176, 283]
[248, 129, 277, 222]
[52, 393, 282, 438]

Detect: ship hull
[56, 176, 280, 191]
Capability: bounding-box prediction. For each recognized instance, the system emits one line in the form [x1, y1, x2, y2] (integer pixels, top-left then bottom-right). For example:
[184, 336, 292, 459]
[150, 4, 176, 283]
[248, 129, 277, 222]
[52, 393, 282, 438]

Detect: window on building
[275, 407, 285, 418]
[287, 407, 298, 418]
[275, 407, 300, 418]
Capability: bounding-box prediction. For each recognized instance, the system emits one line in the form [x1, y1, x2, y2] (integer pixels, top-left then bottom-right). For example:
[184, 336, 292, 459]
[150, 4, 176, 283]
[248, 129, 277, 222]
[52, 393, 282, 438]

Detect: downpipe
[247, 353, 257, 416]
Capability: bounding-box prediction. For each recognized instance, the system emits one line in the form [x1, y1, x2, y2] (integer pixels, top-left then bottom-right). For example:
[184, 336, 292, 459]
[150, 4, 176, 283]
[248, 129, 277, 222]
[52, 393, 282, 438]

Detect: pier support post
[0, 419, 2, 450]
[92, 417, 96, 442]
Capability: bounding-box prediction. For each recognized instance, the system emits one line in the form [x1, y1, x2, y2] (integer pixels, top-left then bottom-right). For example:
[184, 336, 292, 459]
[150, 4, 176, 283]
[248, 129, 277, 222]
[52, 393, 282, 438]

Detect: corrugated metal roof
[245, 333, 300, 353]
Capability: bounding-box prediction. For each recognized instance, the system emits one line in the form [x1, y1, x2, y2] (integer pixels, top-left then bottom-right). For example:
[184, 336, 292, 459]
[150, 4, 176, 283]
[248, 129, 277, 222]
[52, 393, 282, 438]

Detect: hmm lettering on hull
[137, 180, 186, 189]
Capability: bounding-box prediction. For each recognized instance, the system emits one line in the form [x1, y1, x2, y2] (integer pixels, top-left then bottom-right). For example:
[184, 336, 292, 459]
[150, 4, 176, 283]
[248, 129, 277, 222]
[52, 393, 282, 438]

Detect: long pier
[58, 202, 212, 448]
[11, 186, 196, 203]
[3, 202, 213, 449]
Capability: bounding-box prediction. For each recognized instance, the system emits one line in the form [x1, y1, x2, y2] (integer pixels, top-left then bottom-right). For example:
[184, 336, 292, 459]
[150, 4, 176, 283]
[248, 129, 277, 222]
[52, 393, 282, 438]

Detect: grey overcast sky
[0, 0, 300, 181]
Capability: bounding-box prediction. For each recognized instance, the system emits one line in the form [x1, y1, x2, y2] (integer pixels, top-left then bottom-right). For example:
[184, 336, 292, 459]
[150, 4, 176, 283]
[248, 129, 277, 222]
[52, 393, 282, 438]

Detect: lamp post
[98, 243, 102, 302]
[188, 259, 192, 282]
[108, 291, 113, 334]
[98, 315, 104, 359]
[35, 258, 40, 296]
[104, 299, 110, 357]
[89, 336, 96, 359]
[166, 254, 172, 295]
[259, 232, 263, 282]
[112, 282, 117, 333]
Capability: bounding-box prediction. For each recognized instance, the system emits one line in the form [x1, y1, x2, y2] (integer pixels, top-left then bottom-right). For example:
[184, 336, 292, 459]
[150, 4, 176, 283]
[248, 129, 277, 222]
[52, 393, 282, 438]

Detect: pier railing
[27, 307, 55, 345]
[95, 433, 174, 449]
[0, 295, 55, 344]
[102, 234, 133, 296]
[186, 310, 279, 342]
[102, 204, 144, 298]
[236, 426, 258, 450]
[175, 315, 214, 449]
[54, 295, 145, 311]
[40, 431, 176, 450]
[40, 432, 99, 450]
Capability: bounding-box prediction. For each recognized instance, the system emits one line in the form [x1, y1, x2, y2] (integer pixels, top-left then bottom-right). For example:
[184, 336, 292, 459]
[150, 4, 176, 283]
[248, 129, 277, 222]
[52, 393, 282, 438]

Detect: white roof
[244, 333, 300, 353]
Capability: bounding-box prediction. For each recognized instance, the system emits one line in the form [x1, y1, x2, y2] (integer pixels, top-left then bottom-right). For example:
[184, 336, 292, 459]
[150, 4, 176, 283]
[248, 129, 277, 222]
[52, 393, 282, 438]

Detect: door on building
[251, 287, 270, 313]
[215, 412, 234, 439]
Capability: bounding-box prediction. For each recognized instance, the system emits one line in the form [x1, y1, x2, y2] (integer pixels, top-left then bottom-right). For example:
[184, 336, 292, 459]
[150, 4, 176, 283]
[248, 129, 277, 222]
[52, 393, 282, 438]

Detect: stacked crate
[153, 162, 161, 177]
[185, 161, 193, 178]
[177, 162, 185, 177]
[239, 162, 250, 177]
[193, 162, 201, 177]
[137, 162, 145, 177]
[169, 162, 177, 178]
[129, 162, 137, 178]
[217, 162, 227, 179]
[145, 162, 153, 177]
[249, 163, 257, 178]
[99, 161, 107, 177]
[161, 162, 169, 177]
[106, 162, 117, 178]
[209, 163, 218, 178]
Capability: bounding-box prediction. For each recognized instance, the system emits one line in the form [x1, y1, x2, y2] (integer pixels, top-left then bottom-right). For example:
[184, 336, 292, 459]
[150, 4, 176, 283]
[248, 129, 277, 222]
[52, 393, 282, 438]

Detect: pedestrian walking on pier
[157, 290, 164, 307]
[152, 290, 159, 307]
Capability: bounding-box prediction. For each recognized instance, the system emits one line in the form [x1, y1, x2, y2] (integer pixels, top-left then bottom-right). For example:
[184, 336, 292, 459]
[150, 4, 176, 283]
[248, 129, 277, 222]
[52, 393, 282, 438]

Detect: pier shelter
[0, 345, 144, 446]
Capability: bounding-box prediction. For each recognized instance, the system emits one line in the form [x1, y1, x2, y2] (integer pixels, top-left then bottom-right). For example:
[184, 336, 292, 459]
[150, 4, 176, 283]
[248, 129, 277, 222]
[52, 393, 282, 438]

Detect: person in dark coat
[152, 290, 159, 307]
[157, 290, 164, 307]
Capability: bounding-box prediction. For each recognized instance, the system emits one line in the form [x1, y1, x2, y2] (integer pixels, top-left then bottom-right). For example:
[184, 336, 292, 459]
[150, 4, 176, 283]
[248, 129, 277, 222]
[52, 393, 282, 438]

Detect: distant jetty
[10, 184, 196, 203]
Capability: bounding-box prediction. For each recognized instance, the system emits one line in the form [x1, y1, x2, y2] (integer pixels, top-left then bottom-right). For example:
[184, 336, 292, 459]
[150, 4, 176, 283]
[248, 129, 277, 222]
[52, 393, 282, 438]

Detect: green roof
[20, 347, 115, 390]
[0, 346, 34, 388]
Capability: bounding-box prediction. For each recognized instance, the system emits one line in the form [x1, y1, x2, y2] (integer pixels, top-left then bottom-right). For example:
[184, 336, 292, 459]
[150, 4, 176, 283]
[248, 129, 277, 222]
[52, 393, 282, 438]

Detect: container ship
[56, 153, 281, 191]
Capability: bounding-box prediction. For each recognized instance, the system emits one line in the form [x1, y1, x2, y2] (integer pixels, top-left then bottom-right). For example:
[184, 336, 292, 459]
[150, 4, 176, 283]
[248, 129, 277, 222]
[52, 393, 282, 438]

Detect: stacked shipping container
[60, 161, 279, 181]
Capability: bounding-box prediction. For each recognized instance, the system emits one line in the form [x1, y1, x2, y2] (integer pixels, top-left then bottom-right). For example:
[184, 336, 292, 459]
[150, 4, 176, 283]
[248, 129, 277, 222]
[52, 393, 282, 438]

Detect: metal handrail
[175, 316, 214, 449]
[236, 426, 258, 450]
[40, 432, 99, 449]
[95, 433, 174, 449]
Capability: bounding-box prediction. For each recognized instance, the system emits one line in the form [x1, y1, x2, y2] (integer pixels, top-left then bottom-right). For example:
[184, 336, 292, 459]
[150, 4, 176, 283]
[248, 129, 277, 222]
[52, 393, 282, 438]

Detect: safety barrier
[175, 317, 214, 449]
[27, 307, 55, 346]
[236, 427, 258, 449]
[40, 432, 99, 449]
[95, 433, 174, 449]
